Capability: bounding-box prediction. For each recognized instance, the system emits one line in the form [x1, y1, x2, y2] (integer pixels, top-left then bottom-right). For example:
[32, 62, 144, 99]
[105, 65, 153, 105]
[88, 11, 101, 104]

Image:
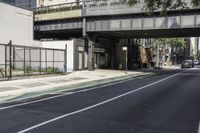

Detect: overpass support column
[85, 37, 95, 71]
[83, 17, 95, 71]
[127, 38, 131, 68]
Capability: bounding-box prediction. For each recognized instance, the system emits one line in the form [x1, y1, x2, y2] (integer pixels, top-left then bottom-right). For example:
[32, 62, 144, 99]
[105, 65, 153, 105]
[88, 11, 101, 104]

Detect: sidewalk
[160, 64, 181, 70]
[0, 69, 153, 104]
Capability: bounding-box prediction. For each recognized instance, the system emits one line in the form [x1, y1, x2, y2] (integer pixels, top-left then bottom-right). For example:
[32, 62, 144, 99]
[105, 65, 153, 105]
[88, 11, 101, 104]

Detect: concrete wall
[0, 45, 6, 70]
[0, 2, 34, 45]
[73, 39, 86, 70]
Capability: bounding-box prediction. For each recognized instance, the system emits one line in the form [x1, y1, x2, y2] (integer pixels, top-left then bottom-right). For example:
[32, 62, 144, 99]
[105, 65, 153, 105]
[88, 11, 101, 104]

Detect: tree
[152, 38, 166, 67]
[123, 0, 200, 14]
[166, 38, 185, 64]
[197, 50, 200, 59]
[166, 38, 185, 49]
[151, 38, 185, 67]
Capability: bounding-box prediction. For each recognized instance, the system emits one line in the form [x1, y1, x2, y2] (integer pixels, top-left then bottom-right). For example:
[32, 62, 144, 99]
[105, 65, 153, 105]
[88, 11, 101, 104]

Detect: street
[1, 1, 200, 133]
[0, 69, 200, 133]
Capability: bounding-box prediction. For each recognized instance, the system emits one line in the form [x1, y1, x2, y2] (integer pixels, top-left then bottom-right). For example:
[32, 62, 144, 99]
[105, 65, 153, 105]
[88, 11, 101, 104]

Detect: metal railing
[82, 0, 195, 17]
[84, 0, 139, 8]
[34, 1, 83, 15]
[33, 0, 195, 15]
[83, 0, 193, 9]
[0, 41, 67, 80]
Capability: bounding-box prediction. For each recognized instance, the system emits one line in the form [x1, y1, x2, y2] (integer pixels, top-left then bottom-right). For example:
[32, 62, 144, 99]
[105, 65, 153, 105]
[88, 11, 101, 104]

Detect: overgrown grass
[14, 66, 64, 75]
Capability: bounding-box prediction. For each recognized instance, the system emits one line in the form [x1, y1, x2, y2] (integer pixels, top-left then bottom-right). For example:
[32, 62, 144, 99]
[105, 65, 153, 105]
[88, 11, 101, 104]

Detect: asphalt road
[0, 69, 200, 133]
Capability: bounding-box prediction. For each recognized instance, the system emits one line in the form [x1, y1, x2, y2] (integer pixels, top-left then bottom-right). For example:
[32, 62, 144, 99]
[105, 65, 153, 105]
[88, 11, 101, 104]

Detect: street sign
[94, 48, 105, 53]
[123, 47, 127, 51]
[78, 47, 84, 51]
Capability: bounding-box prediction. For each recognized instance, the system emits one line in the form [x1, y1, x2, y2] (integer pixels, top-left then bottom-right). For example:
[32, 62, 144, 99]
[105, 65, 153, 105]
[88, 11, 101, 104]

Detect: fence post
[45, 49, 47, 72]
[24, 46, 26, 76]
[5, 45, 7, 78]
[13, 47, 16, 70]
[53, 50, 55, 72]
[29, 49, 31, 68]
[39, 48, 42, 74]
[8, 41, 12, 80]
[64, 44, 67, 73]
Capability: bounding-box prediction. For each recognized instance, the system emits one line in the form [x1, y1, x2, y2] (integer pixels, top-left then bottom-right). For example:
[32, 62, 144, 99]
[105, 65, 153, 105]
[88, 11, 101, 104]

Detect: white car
[193, 60, 200, 65]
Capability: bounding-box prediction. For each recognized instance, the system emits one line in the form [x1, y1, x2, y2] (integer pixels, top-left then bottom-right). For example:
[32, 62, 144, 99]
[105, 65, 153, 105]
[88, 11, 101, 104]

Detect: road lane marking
[0, 75, 144, 111]
[17, 72, 181, 133]
[198, 122, 200, 133]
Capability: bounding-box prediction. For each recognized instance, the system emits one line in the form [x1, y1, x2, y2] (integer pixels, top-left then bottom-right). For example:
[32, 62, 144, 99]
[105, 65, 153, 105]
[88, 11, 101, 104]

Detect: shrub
[47, 67, 63, 74]
[25, 65, 33, 74]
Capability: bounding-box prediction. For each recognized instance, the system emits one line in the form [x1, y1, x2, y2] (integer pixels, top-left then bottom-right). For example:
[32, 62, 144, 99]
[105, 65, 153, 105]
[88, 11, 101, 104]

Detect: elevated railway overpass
[34, 0, 200, 39]
[34, 0, 200, 70]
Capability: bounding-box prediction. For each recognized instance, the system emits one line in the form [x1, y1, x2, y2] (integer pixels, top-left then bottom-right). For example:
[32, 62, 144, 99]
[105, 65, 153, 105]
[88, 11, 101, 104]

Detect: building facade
[189, 37, 199, 59]
[1, 0, 36, 9]
[0, 1, 41, 46]
[37, 0, 77, 7]
[15, 0, 36, 9]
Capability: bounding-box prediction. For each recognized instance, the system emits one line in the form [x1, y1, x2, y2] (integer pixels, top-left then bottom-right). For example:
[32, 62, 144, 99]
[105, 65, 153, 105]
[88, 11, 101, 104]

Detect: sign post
[123, 46, 127, 74]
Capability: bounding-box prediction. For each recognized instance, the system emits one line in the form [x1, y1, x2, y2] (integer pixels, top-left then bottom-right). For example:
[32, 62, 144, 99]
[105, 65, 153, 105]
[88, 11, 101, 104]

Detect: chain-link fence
[0, 42, 66, 80]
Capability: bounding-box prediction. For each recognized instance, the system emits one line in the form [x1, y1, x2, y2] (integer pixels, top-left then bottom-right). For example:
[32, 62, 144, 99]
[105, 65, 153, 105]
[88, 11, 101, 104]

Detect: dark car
[181, 60, 193, 68]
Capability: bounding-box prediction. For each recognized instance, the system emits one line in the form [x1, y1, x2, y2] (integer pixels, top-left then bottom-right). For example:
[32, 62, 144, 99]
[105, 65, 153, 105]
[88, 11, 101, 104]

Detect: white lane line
[198, 122, 200, 133]
[0, 75, 143, 111]
[17, 72, 181, 133]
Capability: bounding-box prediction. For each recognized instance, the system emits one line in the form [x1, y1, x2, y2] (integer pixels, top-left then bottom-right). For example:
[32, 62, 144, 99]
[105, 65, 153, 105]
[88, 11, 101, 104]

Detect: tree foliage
[153, 38, 185, 47]
[151, 38, 185, 66]
[166, 38, 185, 48]
[192, 0, 200, 8]
[123, 0, 200, 14]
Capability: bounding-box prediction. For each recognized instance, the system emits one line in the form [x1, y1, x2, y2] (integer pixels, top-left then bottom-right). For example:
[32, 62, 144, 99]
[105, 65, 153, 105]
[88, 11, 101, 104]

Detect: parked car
[181, 60, 194, 68]
[193, 60, 200, 65]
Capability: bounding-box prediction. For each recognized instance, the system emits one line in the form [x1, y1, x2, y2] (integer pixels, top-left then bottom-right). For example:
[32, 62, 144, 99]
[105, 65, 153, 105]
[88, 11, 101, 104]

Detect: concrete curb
[0, 72, 154, 104]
